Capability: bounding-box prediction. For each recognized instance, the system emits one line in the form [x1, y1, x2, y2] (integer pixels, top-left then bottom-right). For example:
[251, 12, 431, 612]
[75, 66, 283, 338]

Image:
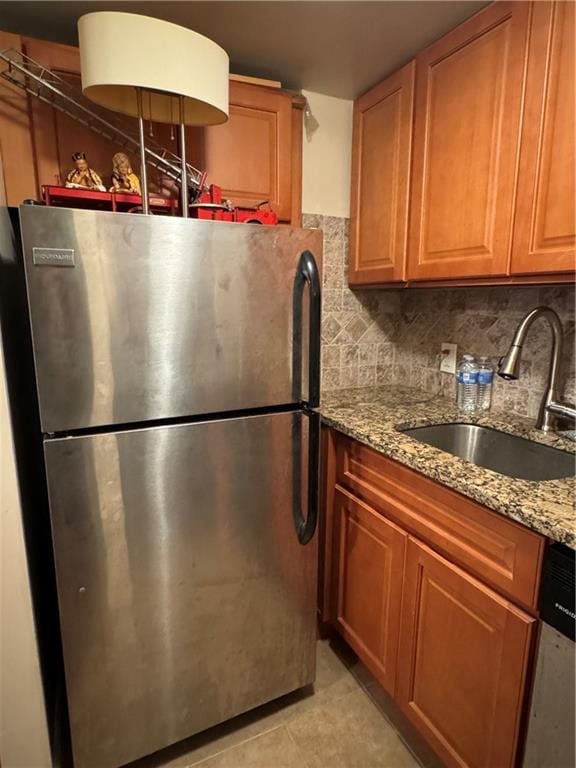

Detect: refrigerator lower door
[44, 411, 318, 768]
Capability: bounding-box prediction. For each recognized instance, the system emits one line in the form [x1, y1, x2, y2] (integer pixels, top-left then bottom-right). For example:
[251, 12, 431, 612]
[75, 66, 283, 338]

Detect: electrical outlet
[440, 343, 457, 374]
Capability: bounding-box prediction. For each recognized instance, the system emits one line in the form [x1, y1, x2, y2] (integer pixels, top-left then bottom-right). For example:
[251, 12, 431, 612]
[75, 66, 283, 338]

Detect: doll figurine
[65, 152, 105, 191]
[109, 152, 141, 195]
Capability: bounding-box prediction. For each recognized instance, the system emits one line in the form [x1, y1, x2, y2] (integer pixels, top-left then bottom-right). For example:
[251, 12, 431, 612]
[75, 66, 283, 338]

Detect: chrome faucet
[498, 306, 576, 432]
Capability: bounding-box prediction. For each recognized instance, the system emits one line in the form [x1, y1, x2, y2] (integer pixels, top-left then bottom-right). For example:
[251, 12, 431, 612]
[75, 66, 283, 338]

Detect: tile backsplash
[304, 213, 575, 420]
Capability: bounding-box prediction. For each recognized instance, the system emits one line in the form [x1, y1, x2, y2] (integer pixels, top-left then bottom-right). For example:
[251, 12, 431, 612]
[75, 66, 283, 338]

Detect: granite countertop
[320, 385, 576, 548]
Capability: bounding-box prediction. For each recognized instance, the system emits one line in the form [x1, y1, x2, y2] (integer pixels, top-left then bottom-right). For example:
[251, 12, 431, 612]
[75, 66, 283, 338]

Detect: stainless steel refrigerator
[18, 205, 322, 768]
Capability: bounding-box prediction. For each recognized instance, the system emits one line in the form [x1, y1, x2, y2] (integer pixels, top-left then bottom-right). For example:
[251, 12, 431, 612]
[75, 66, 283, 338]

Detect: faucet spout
[497, 306, 574, 432]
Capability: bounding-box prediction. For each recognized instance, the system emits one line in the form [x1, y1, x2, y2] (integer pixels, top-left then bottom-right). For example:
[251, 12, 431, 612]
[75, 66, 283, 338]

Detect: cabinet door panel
[349, 62, 414, 285]
[511, 1, 575, 275]
[196, 82, 293, 221]
[398, 539, 535, 768]
[335, 488, 406, 695]
[22, 38, 82, 192]
[0, 32, 36, 205]
[407, 2, 530, 280]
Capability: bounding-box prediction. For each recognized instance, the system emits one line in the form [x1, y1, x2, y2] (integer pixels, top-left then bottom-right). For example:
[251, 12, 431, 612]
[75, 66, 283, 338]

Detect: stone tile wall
[305, 213, 575, 420]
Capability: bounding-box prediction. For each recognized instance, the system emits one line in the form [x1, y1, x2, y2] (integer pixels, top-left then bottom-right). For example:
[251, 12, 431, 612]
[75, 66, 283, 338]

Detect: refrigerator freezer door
[20, 206, 322, 432]
[44, 411, 317, 768]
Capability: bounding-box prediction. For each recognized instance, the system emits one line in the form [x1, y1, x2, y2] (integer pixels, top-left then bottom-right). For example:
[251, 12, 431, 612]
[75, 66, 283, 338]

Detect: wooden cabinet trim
[397, 537, 536, 768]
[335, 434, 544, 611]
[349, 272, 575, 290]
[318, 426, 337, 623]
[334, 486, 406, 695]
[349, 61, 414, 285]
[404, 271, 575, 288]
[290, 99, 304, 227]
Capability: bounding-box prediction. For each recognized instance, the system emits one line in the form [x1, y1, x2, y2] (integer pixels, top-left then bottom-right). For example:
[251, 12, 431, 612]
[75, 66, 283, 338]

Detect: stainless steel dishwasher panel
[523, 542, 575, 768]
[523, 624, 575, 768]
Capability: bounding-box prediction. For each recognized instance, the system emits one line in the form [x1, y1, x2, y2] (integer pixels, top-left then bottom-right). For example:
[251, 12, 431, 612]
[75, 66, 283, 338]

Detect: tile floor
[130, 636, 442, 768]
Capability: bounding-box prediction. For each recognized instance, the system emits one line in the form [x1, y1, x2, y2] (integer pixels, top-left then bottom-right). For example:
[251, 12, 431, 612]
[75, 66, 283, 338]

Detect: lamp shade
[78, 12, 229, 126]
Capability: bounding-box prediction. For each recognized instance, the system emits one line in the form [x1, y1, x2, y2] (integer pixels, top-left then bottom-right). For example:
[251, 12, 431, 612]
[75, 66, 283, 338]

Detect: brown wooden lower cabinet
[322, 428, 543, 768]
[334, 487, 406, 696]
[397, 538, 536, 768]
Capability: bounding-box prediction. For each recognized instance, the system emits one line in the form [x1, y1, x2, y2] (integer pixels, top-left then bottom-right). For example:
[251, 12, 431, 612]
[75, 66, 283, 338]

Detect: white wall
[0, 332, 51, 768]
[301, 90, 353, 219]
[0, 160, 51, 767]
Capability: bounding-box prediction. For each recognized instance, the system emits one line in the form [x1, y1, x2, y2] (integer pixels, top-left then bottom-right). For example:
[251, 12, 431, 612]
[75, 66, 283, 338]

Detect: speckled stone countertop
[321, 385, 576, 548]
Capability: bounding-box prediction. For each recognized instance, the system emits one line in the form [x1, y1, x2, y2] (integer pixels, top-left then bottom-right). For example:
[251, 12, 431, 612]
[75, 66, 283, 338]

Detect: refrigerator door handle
[294, 410, 320, 545]
[293, 250, 321, 409]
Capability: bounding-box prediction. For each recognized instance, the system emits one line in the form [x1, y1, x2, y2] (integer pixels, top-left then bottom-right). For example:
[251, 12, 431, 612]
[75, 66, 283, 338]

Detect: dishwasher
[523, 542, 575, 768]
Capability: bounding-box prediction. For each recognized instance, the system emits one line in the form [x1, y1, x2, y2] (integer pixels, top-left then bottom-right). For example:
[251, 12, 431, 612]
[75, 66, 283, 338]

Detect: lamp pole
[179, 95, 189, 218]
[136, 87, 150, 215]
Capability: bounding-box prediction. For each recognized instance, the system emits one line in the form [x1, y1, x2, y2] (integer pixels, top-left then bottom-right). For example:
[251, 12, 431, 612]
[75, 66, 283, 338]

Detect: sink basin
[399, 423, 575, 481]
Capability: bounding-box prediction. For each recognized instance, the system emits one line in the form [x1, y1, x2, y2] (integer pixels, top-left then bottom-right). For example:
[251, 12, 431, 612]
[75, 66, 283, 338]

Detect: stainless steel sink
[399, 423, 575, 481]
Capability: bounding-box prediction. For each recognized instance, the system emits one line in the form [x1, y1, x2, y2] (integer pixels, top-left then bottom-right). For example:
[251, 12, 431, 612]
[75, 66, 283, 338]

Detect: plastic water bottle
[477, 356, 494, 411]
[456, 354, 478, 412]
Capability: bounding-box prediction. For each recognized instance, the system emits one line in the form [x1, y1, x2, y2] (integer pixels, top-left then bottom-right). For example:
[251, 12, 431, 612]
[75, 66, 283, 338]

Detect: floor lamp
[78, 12, 229, 216]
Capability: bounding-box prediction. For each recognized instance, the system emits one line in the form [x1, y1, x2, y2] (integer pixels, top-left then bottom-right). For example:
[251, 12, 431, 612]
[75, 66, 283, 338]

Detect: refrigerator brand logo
[555, 602, 576, 620]
[33, 247, 75, 267]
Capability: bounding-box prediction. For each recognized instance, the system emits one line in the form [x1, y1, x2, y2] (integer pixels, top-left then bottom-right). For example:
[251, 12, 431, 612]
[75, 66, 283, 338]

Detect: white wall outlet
[440, 343, 458, 374]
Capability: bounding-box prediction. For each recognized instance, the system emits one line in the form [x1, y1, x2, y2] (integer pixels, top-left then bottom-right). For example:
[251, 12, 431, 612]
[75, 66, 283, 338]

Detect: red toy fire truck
[42, 181, 279, 226]
[190, 184, 278, 225]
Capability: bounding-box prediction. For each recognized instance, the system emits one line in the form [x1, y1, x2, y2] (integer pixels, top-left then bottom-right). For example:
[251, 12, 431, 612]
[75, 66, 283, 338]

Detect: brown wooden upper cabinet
[511, 1, 576, 275]
[407, 1, 530, 282]
[0, 36, 303, 223]
[349, 1, 575, 286]
[190, 82, 298, 222]
[349, 62, 414, 284]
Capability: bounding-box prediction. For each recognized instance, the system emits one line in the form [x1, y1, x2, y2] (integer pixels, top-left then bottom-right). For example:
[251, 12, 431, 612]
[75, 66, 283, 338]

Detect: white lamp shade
[78, 12, 229, 126]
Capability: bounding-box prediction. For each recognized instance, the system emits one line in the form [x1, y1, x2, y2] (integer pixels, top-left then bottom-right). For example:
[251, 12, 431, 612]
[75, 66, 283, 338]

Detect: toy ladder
[0, 47, 206, 193]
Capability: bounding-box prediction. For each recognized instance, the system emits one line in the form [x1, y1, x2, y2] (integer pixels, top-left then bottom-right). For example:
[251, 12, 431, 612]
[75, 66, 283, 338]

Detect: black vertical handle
[292, 249, 321, 545]
[293, 250, 321, 408]
[294, 410, 320, 545]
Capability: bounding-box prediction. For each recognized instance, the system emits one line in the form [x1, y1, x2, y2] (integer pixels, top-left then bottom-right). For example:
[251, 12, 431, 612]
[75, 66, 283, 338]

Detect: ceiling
[0, 1, 488, 99]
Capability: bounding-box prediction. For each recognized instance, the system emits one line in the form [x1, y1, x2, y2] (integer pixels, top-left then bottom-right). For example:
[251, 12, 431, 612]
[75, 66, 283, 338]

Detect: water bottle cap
[463, 354, 474, 360]
[479, 356, 489, 362]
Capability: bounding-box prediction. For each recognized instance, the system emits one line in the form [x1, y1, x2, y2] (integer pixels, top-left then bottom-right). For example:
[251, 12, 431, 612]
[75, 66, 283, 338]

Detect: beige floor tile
[329, 634, 379, 691]
[328, 635, 440, 767]
[128, 691, 309, 768]
[286, 688, 422, 768]
[285, 638, 363, 712]
[128, 639, 358, 768]
[128, 639, 426, 768]
[363, 683, 442, 768]
[189, 726, 308, 768]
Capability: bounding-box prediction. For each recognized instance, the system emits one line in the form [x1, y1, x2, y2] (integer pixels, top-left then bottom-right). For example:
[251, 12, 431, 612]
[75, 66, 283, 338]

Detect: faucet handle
[547, 401, 576, 423]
